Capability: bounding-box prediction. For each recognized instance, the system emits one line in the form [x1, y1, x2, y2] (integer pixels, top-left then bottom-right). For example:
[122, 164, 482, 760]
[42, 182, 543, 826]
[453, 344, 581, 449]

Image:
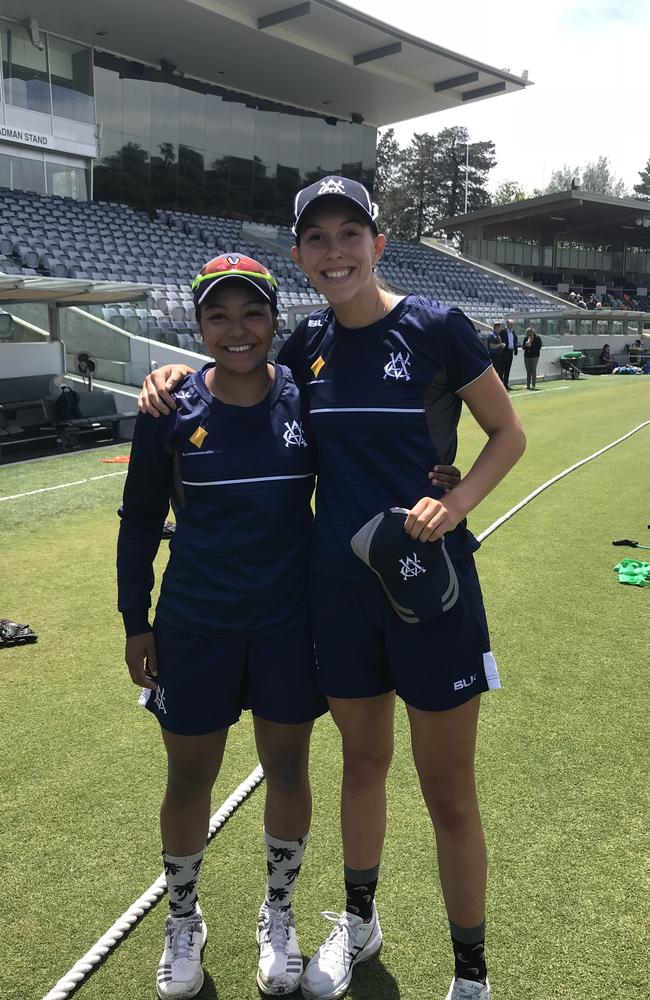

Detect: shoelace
[317, 911, 355, 965]
[259, 908, 290, 951]
[452, 980, 487, 999]
[167, 915, 202, 962]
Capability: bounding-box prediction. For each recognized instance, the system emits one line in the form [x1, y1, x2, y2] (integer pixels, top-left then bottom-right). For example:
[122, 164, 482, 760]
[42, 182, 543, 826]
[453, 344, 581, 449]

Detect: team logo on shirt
[383, 350, 411, 381]
[399, 553, 426, 580]
[318, 179, 345, 195]
[189, 426, 208, 448]
[283, 420, 307, 448]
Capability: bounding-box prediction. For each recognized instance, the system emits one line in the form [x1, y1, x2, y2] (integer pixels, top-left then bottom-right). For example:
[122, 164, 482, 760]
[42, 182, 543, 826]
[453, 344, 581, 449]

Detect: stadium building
[1, 1, 647, 461]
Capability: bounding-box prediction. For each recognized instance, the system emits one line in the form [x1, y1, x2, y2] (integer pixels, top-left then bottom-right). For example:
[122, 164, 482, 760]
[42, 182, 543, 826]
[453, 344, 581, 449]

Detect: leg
[254, 717, 314, 840]
[406, 696, 485, 927]
[161, 727, 229, 855]
[531, 356, 538, 388]
[328, 692, 395, 871]
[524, 356, 531, 389]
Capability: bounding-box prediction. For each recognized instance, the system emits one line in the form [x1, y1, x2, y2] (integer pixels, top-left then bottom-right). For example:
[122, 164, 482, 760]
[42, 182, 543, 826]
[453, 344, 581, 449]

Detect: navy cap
[350, 508, 459, 623]
[292, 175, 379, 236]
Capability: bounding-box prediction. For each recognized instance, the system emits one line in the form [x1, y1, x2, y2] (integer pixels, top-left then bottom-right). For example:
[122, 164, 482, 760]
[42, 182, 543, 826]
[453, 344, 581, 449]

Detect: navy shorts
[310, 556, 500, 712]
[139, 614, 327, 735]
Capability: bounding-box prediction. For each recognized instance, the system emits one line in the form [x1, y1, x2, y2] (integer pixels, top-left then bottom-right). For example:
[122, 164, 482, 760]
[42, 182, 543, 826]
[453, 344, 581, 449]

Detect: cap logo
[318, 179, 345, 195]
[399, 553, 426, 580]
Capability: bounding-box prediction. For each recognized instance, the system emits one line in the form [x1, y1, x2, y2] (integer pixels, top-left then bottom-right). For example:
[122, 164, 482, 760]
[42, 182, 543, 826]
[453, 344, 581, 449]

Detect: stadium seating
[0, 187, 569, 344]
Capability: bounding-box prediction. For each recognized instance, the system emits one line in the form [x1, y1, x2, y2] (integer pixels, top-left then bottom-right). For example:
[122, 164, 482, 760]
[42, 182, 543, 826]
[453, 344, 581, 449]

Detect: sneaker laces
[317, 911, 356, 966]
[167, 913, 202, 962]
[259, 907, 291, 952]
[452, 979, 488, 999]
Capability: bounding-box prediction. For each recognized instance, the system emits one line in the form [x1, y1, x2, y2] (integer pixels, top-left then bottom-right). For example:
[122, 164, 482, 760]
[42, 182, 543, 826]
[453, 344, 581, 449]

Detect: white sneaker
[444, 977, 491, 1000]
[156, 904, 208, 999]
[301, 906, 382, 1000]
[256, 902, 303, 995]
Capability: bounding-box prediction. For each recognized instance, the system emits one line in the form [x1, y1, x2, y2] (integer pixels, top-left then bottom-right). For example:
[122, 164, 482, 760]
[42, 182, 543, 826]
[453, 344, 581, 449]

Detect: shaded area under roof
[0, 0, 530, 127]
[0, 274, 150, 305]
[441, 191, 650, 247]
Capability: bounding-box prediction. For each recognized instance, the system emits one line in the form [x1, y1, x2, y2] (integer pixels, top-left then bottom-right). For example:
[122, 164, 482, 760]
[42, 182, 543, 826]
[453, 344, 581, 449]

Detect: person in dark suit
[499, 319, 519, 390]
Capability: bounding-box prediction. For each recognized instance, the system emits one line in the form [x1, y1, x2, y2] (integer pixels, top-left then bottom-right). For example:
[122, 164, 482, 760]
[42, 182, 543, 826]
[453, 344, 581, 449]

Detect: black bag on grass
[55, 385, 81, 421]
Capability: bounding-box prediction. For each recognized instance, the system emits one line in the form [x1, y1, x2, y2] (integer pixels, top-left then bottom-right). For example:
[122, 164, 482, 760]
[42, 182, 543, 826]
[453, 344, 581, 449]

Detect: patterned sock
[264, 832, 308, 911]
[162, 848, 204, 918]
[450, 920, 487, 983]
[344, 864, 379, 922]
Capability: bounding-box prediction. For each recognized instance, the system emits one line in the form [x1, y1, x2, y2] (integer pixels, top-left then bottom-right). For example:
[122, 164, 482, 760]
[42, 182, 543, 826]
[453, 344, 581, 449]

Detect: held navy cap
[292, 175, 379, 236]
[191, 254, 278, 312]
[350, 508, 460, 624]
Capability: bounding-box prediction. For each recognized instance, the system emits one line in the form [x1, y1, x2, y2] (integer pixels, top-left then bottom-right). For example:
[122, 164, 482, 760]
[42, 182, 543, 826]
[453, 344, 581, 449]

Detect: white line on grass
[0, 470, 127, 502]
[41, 766, 265, 1000]
[477, 419, 650, 543]
[38, 417, 650, 1000]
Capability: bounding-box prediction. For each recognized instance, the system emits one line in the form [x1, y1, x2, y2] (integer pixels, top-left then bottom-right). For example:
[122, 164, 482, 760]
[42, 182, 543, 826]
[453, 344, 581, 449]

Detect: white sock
[162, 848, 204, 918]
[264, 832, 307, 910]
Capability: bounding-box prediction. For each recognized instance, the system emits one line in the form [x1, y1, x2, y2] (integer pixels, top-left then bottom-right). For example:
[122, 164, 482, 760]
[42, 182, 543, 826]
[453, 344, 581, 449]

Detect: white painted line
[0, 470, 127, 502]
[477, 419, 650, 542]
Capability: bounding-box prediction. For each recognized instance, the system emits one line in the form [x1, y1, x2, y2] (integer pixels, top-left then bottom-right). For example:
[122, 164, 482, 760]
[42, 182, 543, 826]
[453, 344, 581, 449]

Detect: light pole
[464, 141, 469, 214]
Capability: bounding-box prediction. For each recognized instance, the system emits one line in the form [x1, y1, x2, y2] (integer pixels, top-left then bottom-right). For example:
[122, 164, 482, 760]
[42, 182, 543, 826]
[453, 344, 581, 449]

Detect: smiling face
[291, 203, 386, 309]
[199, 281, 276, 376]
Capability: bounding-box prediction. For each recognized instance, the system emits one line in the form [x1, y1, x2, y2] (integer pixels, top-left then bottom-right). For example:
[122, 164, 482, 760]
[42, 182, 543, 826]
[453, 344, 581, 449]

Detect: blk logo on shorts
[383, 350, 411, 381]
[453, 674, 477, 692]
[283, 419, 307, 447]
[399, 553, 426, 580]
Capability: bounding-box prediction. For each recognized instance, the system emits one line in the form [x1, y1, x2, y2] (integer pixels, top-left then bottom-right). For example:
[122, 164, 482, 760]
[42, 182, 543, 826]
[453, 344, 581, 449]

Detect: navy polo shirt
[278, 295, 491, 580]
[117, 364, 315, 636]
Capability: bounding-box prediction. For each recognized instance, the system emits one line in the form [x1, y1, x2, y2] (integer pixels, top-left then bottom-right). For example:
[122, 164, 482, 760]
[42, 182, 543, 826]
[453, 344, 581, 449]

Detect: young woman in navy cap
[139, 178, 525, 1000]
[118, 254, 326, 1000]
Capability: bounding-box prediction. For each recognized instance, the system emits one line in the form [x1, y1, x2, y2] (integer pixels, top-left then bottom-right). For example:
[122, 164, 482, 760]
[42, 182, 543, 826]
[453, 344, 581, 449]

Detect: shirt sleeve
[116, 412, 174, 636]
[277, 322, 307, 389]
[441, 307, 492, 392]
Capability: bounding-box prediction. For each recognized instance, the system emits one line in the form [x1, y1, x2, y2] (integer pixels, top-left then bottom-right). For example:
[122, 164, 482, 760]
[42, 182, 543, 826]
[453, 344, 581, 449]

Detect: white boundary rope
[38, 418, 650, 1000]
[477, 419, 650, 543]
[41, 766, 264, 1000]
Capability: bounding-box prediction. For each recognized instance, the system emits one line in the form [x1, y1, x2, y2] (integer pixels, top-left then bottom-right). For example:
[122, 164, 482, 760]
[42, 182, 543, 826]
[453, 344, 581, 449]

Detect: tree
[544, 164, 580, 194]
[431, 127, 496, 220]
[581, 156, 627, 197]
[633, 156, 650, 200]
[493, 179, 527, 205]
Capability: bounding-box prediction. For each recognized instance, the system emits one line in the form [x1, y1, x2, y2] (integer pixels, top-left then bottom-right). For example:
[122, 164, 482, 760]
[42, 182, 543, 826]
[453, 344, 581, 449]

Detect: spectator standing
[487, 322, 505, 377]
[499, 319, 519, 390]
[522, 327, 542, 389]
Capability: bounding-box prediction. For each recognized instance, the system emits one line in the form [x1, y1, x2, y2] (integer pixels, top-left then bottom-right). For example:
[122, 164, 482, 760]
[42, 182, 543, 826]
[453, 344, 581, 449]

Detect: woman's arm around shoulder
[139, 364, 196, 416]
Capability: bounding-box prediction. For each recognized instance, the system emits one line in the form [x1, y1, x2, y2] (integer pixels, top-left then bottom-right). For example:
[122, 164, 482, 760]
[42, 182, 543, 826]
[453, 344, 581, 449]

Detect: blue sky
[347, 0, 650, 196]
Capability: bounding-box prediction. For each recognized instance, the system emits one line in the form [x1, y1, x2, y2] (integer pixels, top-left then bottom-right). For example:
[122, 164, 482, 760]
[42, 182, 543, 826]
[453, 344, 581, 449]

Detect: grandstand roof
[441, 191, 650, 247]
[7, 0, 530, 126]
[0, 275, 149, 304]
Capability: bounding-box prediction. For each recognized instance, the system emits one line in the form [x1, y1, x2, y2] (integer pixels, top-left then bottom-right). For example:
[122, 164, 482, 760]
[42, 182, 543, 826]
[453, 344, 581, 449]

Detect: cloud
[347, 0, 650, 195]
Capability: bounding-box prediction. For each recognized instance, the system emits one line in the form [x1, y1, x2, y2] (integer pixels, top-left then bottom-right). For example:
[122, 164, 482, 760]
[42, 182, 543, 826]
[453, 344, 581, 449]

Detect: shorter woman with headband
[117, 255, 326, 1000]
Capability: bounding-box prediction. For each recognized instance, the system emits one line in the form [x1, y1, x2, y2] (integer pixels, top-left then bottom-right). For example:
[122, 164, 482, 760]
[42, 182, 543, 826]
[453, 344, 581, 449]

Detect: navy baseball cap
[191, 254, 278, 312]
[292, 175, 379, 236]
[350, 508, 460, 624]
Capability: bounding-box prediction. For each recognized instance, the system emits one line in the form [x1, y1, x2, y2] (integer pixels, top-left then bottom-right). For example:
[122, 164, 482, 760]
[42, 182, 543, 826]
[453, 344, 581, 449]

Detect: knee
[418, 774, 478, 832]
[262, 751, 309, 797]
[166, 760, 218, 802]
[341, 742, 393, 788]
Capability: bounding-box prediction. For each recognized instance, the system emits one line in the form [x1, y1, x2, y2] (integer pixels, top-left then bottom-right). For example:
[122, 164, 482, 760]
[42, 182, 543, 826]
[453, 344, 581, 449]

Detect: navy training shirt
[278, 295, 491, 580]
[117, 364, 315, 636]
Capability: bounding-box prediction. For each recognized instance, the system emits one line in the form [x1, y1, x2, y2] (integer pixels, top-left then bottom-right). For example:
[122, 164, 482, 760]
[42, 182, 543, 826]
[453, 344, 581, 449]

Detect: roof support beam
[258, 2, 311, 30]
[434, 71, 479, 93]
[353, 41, 402, 66]
[462, 81, 506, 101]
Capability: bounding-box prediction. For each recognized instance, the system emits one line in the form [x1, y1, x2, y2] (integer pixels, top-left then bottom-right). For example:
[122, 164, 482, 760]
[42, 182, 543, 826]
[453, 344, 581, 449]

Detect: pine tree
[633, 156, 650, 201]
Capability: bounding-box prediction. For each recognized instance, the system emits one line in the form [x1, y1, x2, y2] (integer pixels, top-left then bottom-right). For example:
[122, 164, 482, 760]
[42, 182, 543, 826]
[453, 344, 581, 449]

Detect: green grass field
[1, 376, 648, 1000]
